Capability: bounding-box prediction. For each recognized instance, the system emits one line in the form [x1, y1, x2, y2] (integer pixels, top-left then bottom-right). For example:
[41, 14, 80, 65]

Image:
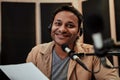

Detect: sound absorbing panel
[82, 0, 111, 44]
[114, 0, 120, 44]
[1, 2, 35, 64]
[114, 0, 120, 76]
[82, 0, 114, 67]
[82, 1, 120, 75]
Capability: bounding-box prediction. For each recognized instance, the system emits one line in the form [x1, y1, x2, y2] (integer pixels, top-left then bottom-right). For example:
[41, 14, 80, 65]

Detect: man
[26, 5, 120, 80]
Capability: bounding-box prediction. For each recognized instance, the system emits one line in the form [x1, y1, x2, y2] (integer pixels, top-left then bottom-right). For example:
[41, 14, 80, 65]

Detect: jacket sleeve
[26, 46, 39, 65]
[93, 56, 120, 80]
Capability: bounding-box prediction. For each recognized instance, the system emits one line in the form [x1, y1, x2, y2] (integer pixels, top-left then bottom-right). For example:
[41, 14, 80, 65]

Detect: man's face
[51, 11, 79, 46]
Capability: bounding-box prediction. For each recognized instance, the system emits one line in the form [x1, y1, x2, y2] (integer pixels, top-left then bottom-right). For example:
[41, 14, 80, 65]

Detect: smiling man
[26, 5, 120, 80]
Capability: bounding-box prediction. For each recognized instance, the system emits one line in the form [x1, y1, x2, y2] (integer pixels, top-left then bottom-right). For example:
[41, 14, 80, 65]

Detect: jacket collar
[40, 41, 55, 55]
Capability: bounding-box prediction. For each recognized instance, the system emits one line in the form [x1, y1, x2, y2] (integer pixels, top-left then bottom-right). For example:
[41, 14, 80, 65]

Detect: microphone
[92, 32, 106, 57]
[61, 44, 79, 60]
[61, 44, 92, 71]
[84, 14, 118, 68]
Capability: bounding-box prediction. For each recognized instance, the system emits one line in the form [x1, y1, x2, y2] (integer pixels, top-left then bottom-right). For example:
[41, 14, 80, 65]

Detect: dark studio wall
[82, 0, 111, 44]
[114, 0, 120, 75]
[82, 0, 120, 75]
[82, 0, 113, 61]
[114, 0, 120, 44]
[1, 2, 36, 64]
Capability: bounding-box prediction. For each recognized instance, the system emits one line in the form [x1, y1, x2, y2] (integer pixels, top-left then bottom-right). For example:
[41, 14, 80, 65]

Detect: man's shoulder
[75, 42, 94, 53]
[80, 43, 93, 48]
[34, 41, 54, 48]
[32, 41, 55, 54]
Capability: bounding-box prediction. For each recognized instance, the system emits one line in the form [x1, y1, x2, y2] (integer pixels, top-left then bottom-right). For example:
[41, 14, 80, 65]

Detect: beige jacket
[26, 41, 119, 80]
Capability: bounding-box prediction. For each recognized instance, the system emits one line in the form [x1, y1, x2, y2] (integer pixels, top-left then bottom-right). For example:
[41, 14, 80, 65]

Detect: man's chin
[55, 41, 67, 46]
[56, 41, 70, 46]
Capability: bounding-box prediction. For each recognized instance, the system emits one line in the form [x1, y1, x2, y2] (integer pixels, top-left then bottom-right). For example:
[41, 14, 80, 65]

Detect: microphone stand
[74, 52, 120, 57]
[74, 48, 120, 69]
[61, 42, 120, 73]
[75, 38, 120, 57]
[74, 38, 120, 69]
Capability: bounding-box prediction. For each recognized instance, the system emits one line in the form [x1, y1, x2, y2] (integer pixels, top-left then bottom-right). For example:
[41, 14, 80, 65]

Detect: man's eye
[67, 24, 74, 28]
[54, 22, 61, 26]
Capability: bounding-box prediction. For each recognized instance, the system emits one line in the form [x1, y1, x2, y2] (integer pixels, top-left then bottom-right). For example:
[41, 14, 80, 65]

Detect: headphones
[48, 24, 83, 36]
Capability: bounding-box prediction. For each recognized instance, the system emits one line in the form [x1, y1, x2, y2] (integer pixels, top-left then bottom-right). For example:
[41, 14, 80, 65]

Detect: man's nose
[59, 25, 67, 32]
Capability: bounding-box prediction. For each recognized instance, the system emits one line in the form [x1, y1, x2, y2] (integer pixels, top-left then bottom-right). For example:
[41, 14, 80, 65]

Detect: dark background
[114, 0, 120, 76]
[114, 0, 120, 42]
[82, 0, 111, 44]
[1, 2, 36, 64]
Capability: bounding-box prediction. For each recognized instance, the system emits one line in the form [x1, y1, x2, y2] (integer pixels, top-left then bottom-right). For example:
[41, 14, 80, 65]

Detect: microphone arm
[61, 44, 120, 72]
[75, 38, 120, 57]
[61, 44, 101, 73]
[74, 52, 120, 57]
[74, 52, 120, 69]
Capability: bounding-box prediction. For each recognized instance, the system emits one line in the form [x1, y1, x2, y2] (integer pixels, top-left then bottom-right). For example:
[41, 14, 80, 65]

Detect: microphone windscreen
[61, 44, 68, 52]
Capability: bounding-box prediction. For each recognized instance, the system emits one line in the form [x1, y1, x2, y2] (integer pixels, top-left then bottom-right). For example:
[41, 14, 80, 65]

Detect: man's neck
[54, 45, 68, 59]
[54, 44, 74, 59]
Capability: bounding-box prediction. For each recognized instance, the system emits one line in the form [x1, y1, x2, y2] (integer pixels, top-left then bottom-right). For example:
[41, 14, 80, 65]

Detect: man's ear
[79, 27, 83, 36]
[77, 30, 80, 37]
[79, 23, 83, 36]
[48, 24, 52, 31]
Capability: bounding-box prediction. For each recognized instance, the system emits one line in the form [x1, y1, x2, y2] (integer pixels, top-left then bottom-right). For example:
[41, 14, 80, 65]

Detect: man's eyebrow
[67, 21, 75, 25]
[54, 19, 61, 22]
[67, 21, 74, 23]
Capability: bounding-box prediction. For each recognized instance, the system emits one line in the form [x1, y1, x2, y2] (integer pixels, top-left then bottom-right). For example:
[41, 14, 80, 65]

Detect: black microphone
[92, 33, 115, 68]
[61, 44, 91, 71]
[61, 44, 78, 60]
[86, 15, 106, 57]
[84, 14, 118, 68]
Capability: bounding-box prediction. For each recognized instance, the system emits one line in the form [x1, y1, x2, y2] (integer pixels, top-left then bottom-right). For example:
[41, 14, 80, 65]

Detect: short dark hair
[51, 4, 83, 28]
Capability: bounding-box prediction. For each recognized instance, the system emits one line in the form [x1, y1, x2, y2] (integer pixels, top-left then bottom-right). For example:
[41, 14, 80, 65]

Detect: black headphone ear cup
[48, 24, 52, 31]
[80, 28, 83, 36]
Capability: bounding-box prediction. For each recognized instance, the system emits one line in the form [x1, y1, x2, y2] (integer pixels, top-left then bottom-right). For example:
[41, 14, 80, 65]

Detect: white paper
[0, 62, 49, 80]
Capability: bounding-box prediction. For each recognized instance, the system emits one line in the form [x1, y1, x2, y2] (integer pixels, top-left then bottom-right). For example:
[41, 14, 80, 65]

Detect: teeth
[54, 32, 70, 37]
